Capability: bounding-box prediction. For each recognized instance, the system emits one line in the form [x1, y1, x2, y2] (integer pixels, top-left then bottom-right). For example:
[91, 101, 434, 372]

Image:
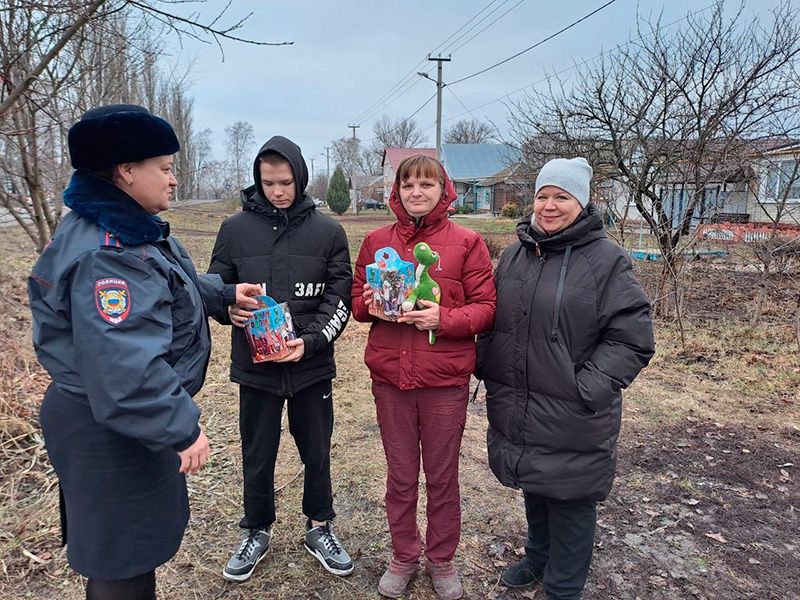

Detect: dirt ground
[1, 208, 798, 600]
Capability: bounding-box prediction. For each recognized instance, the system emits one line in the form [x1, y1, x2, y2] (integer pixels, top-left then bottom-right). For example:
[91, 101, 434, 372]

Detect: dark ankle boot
[501, 555, 543, 588]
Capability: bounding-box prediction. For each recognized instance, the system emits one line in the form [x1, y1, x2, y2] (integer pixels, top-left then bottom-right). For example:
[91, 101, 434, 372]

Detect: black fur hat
[68, 104, 180, 170]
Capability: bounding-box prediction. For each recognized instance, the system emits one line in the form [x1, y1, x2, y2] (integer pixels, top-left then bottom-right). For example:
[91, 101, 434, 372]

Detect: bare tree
[0, 0, 292, 117]
[372, 114, 429, 148]
[443, 118, 496, 144]
[508, 1, 800, 329]
[225, 121, 255, 193]
[308, 173, 329, 201]
[326, 115, 429, 182]
[192, 128, 213, 198]
[202, 158, 234, 199]
[359, 145, 383, 176]
[332, 136, 371, 180]
[0, 0, 292, 251]
[167, 82, 195, 201]
[0, 3, 149, 249]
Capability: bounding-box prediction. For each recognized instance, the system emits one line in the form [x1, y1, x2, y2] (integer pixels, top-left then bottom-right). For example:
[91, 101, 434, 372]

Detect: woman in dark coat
[28, 104, 260, 599]
[476, 157, 655, 600]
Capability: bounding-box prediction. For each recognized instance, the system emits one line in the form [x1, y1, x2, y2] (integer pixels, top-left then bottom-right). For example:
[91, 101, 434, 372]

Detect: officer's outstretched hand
[177, 430, 210, 475]
[235, 283, 263, 309]
[228, 305, 253, 328]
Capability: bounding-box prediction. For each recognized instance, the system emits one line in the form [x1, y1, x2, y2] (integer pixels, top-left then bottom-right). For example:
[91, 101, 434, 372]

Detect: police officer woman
[28, 104, 261, 600]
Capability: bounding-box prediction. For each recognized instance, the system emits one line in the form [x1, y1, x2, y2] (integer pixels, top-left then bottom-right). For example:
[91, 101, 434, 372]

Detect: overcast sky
[165, 0, 789, 172]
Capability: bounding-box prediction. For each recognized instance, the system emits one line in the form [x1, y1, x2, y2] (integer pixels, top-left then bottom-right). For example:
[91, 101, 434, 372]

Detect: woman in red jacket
[352, 155, 496, 599]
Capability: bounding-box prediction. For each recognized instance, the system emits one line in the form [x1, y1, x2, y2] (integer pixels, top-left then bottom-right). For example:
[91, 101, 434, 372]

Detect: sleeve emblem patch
[95, 278, 131, 324]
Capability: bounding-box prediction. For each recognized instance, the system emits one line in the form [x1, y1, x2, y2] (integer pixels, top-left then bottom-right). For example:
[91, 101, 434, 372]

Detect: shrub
[326, 167, 351, 215]
[454, 203, 473, 215]
[501, 202, 520, 218]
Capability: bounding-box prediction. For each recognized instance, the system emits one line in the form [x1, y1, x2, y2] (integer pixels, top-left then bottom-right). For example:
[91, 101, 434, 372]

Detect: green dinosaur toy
[401, 241, 441, 345]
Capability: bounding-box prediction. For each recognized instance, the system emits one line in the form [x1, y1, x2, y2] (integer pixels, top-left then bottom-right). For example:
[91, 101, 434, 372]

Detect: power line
[344, 0, 507, 130]
[446, 86, 478, 120]
[353, 77, 427, 129]
[449, 0, 617, 86]
[427, 2, 718, 133]
[443, 0, 526, 57]
[361, 91, 439, 145]
[339, 0, 526, 141]
[425, 0, 511, 63]
[358, 0, 525, 125]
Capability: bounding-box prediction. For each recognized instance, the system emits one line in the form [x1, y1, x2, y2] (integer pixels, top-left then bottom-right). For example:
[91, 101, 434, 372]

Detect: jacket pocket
[575, 362, 618, 414]
[291, 312, 315, 335]
[533, 394, 610, 453]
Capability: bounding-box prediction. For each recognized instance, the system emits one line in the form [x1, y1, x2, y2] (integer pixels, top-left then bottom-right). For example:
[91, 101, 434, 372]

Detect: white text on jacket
[322, 299, 349, 342]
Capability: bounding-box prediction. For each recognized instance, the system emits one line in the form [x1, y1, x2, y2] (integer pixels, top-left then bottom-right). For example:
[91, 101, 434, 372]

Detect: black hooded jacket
[476, 204, 655, 501]
[208, 136, 352, 396]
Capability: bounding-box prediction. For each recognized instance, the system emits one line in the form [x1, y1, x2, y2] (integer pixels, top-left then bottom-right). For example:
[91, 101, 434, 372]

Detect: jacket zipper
[512, 246, 545, 481]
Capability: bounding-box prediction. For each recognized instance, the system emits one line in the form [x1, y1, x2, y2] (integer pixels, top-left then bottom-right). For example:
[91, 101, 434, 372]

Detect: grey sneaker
[222, 527, 271, 582]
[304, 521, 354, 576]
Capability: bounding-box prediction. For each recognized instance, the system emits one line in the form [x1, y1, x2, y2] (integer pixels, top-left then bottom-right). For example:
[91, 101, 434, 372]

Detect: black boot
[501, 555, 543, 588]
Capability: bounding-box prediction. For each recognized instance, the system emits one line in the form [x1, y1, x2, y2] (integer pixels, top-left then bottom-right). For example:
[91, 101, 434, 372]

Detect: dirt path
[7, 324, 797, 599]
[2, 222, 798, 600]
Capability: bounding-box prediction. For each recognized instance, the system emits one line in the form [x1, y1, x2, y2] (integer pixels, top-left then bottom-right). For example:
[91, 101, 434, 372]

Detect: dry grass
[1, 209, 798, 599]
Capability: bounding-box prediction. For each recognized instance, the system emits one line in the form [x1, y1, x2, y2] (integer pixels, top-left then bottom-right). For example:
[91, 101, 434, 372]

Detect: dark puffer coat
[476, 205, 654, 501]
[208, 136, 352, 396]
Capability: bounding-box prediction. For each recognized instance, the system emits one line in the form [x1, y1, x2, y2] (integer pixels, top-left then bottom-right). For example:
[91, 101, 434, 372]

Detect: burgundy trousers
[372, 381, 469, 564]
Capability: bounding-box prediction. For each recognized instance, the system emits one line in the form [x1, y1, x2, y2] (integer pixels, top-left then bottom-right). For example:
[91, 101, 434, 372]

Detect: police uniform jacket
[29, 172, 235, 578]
[30, 172, 234, 451]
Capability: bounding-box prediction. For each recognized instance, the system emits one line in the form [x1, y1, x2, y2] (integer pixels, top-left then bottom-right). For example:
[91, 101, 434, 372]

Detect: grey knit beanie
[534, 157, 593, 207]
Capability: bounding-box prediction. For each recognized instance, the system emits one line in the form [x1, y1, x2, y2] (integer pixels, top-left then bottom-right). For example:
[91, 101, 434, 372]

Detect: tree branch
[0, 0, 108, 116]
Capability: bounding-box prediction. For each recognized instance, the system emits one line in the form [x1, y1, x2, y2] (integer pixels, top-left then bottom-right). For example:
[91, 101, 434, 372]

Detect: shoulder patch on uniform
[95, 278, 131, 324]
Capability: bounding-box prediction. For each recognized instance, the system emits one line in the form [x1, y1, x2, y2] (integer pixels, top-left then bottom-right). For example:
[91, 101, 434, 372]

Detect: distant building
[380, 145, 522, 212]
[752, 141, 800, 224]
[648, 138, 800, 227]
[352, 173, 385, 203]
[476, 163, 532, 215]
[440, 144, 521, 211]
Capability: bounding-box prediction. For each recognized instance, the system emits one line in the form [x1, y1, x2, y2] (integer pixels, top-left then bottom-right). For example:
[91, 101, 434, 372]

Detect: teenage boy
[209, 136, 353, 582]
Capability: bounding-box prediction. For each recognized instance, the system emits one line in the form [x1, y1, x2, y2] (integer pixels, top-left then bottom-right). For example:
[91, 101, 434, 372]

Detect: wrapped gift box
[366, 246, 415, 321]
[245, 295, 297, 362]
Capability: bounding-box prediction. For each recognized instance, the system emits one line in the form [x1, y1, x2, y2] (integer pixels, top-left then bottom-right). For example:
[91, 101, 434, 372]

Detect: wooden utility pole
[428, 55, 451, 161]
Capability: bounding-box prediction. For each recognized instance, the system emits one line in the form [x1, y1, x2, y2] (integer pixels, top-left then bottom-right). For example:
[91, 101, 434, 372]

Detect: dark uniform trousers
[524, 492, 597, 600]
[239, 380, 336, 529]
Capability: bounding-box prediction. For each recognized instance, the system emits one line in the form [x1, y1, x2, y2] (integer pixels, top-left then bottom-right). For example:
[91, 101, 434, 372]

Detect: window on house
[764, 159, 800, 202]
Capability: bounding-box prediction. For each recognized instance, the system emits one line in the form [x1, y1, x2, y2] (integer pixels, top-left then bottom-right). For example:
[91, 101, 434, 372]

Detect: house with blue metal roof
[440, 143, 521, 211]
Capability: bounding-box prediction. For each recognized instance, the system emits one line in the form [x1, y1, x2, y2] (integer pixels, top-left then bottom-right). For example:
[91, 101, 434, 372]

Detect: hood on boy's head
[252, 135, 309, 203]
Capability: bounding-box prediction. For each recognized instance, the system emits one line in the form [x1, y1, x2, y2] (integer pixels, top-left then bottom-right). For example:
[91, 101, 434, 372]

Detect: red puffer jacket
[351, 168, 496, 390]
